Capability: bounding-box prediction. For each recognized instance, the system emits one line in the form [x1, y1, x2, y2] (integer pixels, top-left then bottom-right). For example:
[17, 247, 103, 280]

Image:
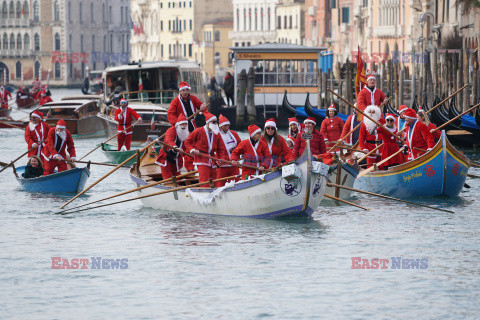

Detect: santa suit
[25, 121, 52, 158]
[405, 120, 435, 160]
[184, 126, 221, 186]
[320, 117, 344, 145]
[167, 94, 204, 132]
[357, 86, 386, 113]
[42, 128, 76, 175]
[294, 129, 327, 158]
[341, 114, 361, 145]
[114, 107, 141, 151]
[289, 124, 305, 140]
[377, 126, 404, 169]
[426, 123, 441, 141]
[39, 96, 52, 106]
[261, 135, 294, 168]
[216, 129, 241, 186]
[0, 88, 12, 109]
[155, 126, 192, 180]
[359, 123, 382, 166]
[230, 138, 271, 180]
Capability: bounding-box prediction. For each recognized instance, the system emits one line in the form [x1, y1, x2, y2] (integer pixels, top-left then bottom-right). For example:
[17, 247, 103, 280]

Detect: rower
[340, 108, 362, 146]
[417, 108, 441, 142]
[42, 119, 76, 175]
[320, 104, 344, 149]
[396, 105, 408, 136]
[368, 113, 404, 170]
[260, 118, 294, 168]
[114, 98, 141, 151]
[167, 81, 207, 132]
[294, 117, 326, 158]
[25, 110, 51, 158]
[359, 105, 383, 167]
[0, 86, 12, 109]
[403, 108, 435, 160]
[216, 114, 241, 187]
[357, 70, 389, 114]
[39, 91, 52, 106]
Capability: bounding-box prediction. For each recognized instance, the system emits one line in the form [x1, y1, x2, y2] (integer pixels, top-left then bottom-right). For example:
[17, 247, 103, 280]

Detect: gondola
[281, 90, 301, 116]
[303, 92, 325, 125]
[384, 101, 399, 116]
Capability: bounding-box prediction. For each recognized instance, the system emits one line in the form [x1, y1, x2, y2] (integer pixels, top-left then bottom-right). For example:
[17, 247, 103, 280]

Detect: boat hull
[100, 115, 170, 144]
[101, 143, 162, 165]
[15, 166, 90, 193]
[325, 162, 359, 198]
[44, 116, 106, 138]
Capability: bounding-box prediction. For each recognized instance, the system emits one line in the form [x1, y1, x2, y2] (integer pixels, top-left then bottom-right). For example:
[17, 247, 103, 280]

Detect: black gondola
[281, 90, 300, 116]
[304, 92, 325, 125]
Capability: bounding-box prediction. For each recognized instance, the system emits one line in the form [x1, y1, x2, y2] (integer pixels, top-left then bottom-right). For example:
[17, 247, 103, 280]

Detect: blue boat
[15, 166, 91, 193]
[354, 131, 470, 197]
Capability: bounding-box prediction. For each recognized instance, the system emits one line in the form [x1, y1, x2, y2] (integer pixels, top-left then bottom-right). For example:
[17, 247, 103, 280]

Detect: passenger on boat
[114, 99, 142, 151]
[39, 91, 52, 106]
[42, 119, 76, 175]
[231, 125, 271, 180]
[294, 117, 327, 158]
[396, 105, 408, 136]
[216, 114, 241, 186]
[22, 156, 44, 179]
[25, 110, 51, 158]
[288, 117, 304, 139]
[359, 105, 384, 167]
[167, 81, 207, 132]
[185, 112, 221, 187]
[0, 86, 12, 109]
[357, 70, 388, 114]
[403, 108, 435, 160]
[417, 108, 441, 141]
[368, 113, 405, 170]
[32, 77, 41, 90]
[261, 118, 294, 168]
[286, 135, 295, 150]
[155, 113, 193, 180]
[320, 104, 344, 147]
[340, 110, 362, 146]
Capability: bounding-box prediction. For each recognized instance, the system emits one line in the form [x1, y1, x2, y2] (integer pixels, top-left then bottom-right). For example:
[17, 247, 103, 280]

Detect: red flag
[150, 111, 155, 131]
[355, 46, 367, 96]
[138, 72, 143, 91]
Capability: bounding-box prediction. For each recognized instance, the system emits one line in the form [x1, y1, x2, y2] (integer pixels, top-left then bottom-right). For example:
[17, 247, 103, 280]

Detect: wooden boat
[354, 131, 470, 197]
[14, 165, 90, 193]
[16, 87, 39, 109]
[324, 162, 359, 199]
[0, 119, 27, 129]
[129, 139, 331, 218]
[0, 106, 12, 118]
[33, 100, 107, 138]
[101, 142, 162, 165]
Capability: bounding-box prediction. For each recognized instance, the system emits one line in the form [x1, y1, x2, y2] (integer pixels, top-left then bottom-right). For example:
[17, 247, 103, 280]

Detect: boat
[129, 138, 331, 218]
[324, 162, 359, 199]
[354, 131, 470, 197]
[32, 100, 107, 138]
[16, 87, 39, 109]
[101, 142, 162, 166]
[14, 165, 91, 193]
[82, 70, 104, 95]
[0, 106, 12, 118]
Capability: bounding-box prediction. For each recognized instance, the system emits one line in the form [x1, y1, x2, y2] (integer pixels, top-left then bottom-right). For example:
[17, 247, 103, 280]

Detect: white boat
[324, 162, 359, 199]
[129, 140, 330, 218]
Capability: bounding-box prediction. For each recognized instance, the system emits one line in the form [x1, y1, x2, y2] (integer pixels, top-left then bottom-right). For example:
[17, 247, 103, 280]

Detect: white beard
[363, 105, 382, 133]
[176, 126, 189, 141]
[57, 131, 67, 140]
[29, 122, 38, 131]
[209, 123, 220, 135]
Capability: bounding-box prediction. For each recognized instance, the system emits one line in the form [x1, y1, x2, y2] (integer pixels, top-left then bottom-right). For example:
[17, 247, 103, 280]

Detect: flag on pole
[150, 111, 155, 131]
[138, 71, 144, 91]
[355, 46, 367, 96]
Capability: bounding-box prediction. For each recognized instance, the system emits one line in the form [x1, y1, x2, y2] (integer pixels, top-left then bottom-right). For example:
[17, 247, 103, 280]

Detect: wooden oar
[467, 173, 480, 179]
[356, 147, 406, 179]
[0, 160, 9, 167]
[469, 162, 480, 168]
[327, 123, 362, 152]
[56, 170, 199, 215]
[155, 141, 194, 158]
[59, 109, 203, 209]
[60, 159, 130, 168]
[426, 84, 469, 115]
[356, 143, 384, 164]
[432, 102, 480, 132]
[197, 151, 270, 172]
[324, 193, 369, 210]
[59, 174, 240, 215]
[0, 120, 24, 129]
[0, 145, 40, 174]
[327, 182, 454, 213]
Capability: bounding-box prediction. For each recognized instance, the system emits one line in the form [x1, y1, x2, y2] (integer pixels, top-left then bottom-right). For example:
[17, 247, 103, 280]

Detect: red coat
[230, 138, 271, 179]
[357, 86, 386, 112]
[294, 129, 326, 157]
[114, 107, 141, 133]
[25, 121, 52, 157]
[217, 130, 241, 168]
[184, 126, 221, 167]
[320, 116, 344, 143]
[359, 123, 382, 154]
[426, 123, 441, 141]
[377, 126, 404, 168]
[341, 114, 361, 145]
[167, 94, 204, 129]
[155, 126, 186, 171]
[39, 96, 53, 106]
[405, 120, 435, 160]
[261, 135, 294, 167]
[42, 127, 76, 161]
[0, 89, 12, 108]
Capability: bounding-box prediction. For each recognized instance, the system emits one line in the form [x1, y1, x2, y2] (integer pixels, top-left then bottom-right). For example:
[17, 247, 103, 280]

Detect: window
[108, 5, 112, 23]
[190, 19, 192, 30]
[9, 1, 14, 18]
[1, 2, 7, 19]
[189, 1, 192, 7]
[277, 16, 281, 29]
[109, 34, 112, 53]
[69, 34, 72, 50]
[54, 62, 61, 79]
[284, 16, 287, 29]
[102, 3, 105, 22]
[289, 16, 292, 29]
[243, 9, 246, 31]
[34, 61, 40, 78]
[3, 33, 7, 49]
[260, 8, 263, 31]
[121, 7, 124, 24]
[255, 8, 257, 30]
[103, 35, 106, 51]
[168, 20, 171, 31]
[16, 1, 21, 18]
[10, 33, 15, 49]
[16, 33, 21, 49]
[331, 0, 336, 9]
[22, 1, 28, 18]
[68, 1, 71, 22]
[268, 8, 271, 30]
[169, 44, 171, 55]
[16, 61, 21, 79]
[33, 0, 39, 21]
[183, 43, 186, 57]
[34, 33, 39, 50]
[55, 33, 60, 50]
[172, 2, 175, 8]
[80, 34, 83, 52]
[189, 44, 192, 57]
[161, 44, 163, 57]
[54, 1, 60, 21]
[214, 30, 220, 42]
[91, 35, 95, 51]
[23, 33, 29, 50]
[342, 7, 349, 24]
[160, 21, 163, 31]
[248, 8, 251, 30]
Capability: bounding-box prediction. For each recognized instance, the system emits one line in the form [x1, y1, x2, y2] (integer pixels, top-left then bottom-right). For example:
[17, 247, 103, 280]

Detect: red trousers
[366, 156, 381, 168]
[216, 166, 239, 187]
[117, 133, 132, 151]
[160, 162, 180, 180]
[184, 155, 194, 171]
[198, 165, 216, 187]
[44, 159, 68, 175]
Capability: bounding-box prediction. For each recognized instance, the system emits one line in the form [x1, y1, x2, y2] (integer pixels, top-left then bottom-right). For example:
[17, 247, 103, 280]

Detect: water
[1, 89, 480, 319]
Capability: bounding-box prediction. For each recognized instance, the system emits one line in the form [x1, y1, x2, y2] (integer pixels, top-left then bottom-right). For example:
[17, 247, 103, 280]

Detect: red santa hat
[218, 114, 230, 127]
[366, 69, 376, 81]
[248, 124, 261, 137]
[203, 112, 217, 124]
[179, 81, 191, 91]
[286, 135, 295, 145]
[288, 117, 299, 126]
[120, 98, 128, 106]
[398, 105, 408, 114]
[304, 117, 316, 125]
[31, 110, 43, 120]
[385, 113, 396, 121]
[40, 91, 46, 97]
[175, 113, 188, 127]
[264, 118, 277, 129]
[56, 119, 66, 129]
[404, 108, 417, 120]
[327, 104, 336, 111]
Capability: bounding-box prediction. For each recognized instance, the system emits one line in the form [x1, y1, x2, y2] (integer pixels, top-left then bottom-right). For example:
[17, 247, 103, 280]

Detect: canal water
[1, 89, 479, 319]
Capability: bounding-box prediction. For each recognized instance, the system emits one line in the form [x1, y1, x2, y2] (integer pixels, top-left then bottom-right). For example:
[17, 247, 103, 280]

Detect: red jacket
[261, 135, 294, 167]
[155, 126, 187, 171]
[0, 89, 12, 108]
[359, 123, 382, 154]
[377, 126, 404, 168]
[357, 86, 386, 113]
[294, 129, 326, 157]
[320, 116, 344, 143]
[184, 126, 221, 167]
[167, 94, 204, 129]
[217, 130, 241, 167]
[39, 96, 53, 106]
[426, 123, 441, 141]
[231, 138, 271, 179]
[114, 107, 141, 133]
[25, 121, 52, 157]
[405, 120, 435, 160]
[341, 114, 361, 145]
[42, 127, 76, 161]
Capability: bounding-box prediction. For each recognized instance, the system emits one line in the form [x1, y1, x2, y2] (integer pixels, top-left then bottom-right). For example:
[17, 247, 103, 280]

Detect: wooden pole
[433, 102, 480, 132]
[236, 69, 247, 129]
[356, 143, 384, 164]
[0, 145, 40, 174]
[324, 193, 369, 211]
[425, 84, 468, 114]
[327, 123, 361, 152]
[246, 67, 256, 123]
[356, 147, 406, 179]
[0, 120, 24, 130]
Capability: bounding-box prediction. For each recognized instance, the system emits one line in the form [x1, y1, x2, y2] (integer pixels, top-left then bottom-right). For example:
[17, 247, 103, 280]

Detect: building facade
[276, 0, 305, 45]
[304, 0, 331, 47]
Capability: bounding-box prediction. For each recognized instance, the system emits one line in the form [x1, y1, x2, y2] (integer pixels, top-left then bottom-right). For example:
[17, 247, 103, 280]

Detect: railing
[120, 89, 178, 104]
[0, 18, 30, 27]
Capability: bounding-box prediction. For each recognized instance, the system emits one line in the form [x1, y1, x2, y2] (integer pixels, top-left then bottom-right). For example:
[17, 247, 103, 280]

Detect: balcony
[229, 30, 276, 41]
[0, 18, 30, 28]
[373, 25, 405, 38]
[308, 6, 317, 17]
[0, 49, 33, 57]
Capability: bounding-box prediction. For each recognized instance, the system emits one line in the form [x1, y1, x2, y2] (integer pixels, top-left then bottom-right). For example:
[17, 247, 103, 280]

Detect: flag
[138, 71, 143, 91]
[150, 111, 155, 131]
[21, 5, 25, 16]
[355, 46, 367, 96]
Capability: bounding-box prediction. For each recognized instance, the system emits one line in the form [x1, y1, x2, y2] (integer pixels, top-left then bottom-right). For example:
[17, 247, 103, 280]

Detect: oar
[327, 123, 362, 152]
[324, 193, 369, 211]
[467, 173, 480, 179]
[0, 120, 24, 130]
[0, 160, 8, 167]
[197, 151, 270, 172]
[0, 145, 40, 174]
[426, 84, 469, 115]
[356, 143, 384, 164]
[58, 174, 240, 215]
[432, 102, 480, 133]
[59, 109, 203, 209]
[155, 141, 194, 158]
[356, 147, 406, 179]
[60, 159, 130, 168]
[327, 182, 454, 213]
[469, 162, 480, 168]
[56, 170, 199, 215]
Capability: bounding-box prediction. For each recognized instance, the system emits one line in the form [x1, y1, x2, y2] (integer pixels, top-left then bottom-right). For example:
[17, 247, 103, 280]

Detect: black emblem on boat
[312, 177, 322, 197]
[280, 178, 302, 197]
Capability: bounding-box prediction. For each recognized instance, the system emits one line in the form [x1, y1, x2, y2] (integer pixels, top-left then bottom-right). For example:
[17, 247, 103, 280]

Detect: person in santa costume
[320, 104, 344, 147]
[155, 113, 193, 180]
[403, 108, 435, 160]
[359, 105, 384, 167]
[230, 124, 271, 181]
[184, 112, 221, 187]
[42, 119, 76, 175]
[340, 109, 362, 146]
[395, 105, 408, 136]
[357, 71, 388, 114]
[261, 118, 294, 167]
[417, 108, 441, 141]
[294, 117, 326, 158]
[216, 114, 242, 186]
[39, 91, 53, 106]
[288, 117, 304, 139]
[286, 135, 295, 150]
[25, 110, 52, 158]
[0, 86, 12, 109]
[114, 99, 142, 151]
[167, 81, 207, 132]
